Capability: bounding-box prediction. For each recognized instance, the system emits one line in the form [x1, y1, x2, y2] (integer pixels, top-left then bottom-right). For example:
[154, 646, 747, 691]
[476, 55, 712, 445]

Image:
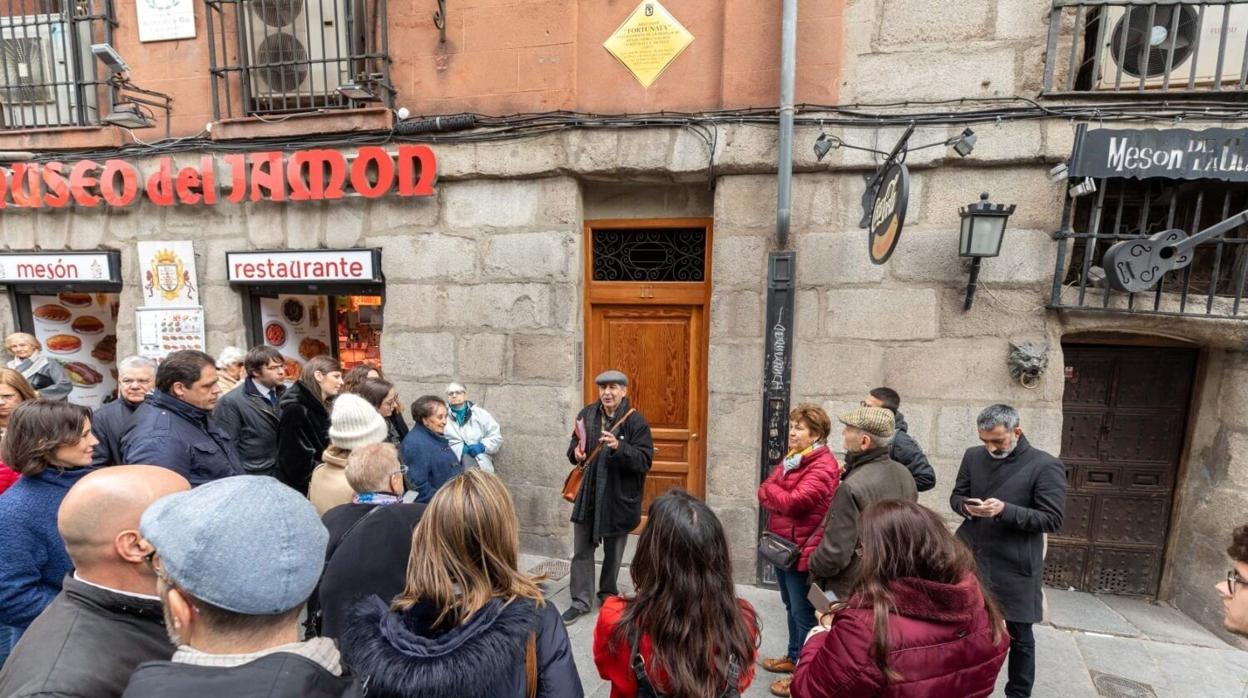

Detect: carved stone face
[1008, 342, 1049, 389]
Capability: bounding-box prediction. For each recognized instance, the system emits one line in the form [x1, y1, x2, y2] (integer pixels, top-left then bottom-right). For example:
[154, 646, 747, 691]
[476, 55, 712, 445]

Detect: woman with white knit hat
[308, 393, 390, 516]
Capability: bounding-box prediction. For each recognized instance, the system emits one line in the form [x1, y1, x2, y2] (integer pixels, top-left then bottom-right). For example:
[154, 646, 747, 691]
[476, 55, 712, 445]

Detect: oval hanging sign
[867, 161, 910, 265]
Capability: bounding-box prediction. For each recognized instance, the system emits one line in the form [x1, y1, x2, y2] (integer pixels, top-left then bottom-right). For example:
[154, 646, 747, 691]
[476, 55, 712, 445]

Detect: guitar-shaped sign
[1102, 210, 1248, 293]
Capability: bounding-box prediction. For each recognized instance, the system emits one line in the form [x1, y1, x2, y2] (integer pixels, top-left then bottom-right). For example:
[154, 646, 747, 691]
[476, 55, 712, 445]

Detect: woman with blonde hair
[4, 333, 71, 401]
[342, 469, 582, 698]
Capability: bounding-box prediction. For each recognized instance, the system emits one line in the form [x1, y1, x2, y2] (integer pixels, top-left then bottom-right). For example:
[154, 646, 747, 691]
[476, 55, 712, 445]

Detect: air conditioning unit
[0, 14, 97, 128]
[246, 0, 354, 108]
[1095, 4, 1248, 89]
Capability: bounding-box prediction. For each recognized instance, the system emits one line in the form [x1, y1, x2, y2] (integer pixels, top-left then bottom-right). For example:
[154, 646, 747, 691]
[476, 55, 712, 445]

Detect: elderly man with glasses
[91, 356, 157, 468]
[442, 382, 503, 473]
[314, 442, 427, 640]
[123, 476, 358, 697]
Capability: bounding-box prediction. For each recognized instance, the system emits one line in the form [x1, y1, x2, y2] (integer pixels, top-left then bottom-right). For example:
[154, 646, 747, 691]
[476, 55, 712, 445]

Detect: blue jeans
[775, 566, 816, 662]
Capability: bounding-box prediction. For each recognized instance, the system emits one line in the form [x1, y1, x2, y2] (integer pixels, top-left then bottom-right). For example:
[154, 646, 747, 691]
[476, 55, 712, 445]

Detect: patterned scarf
[352, 492, 401, 505]
[782, 443, 820, 474]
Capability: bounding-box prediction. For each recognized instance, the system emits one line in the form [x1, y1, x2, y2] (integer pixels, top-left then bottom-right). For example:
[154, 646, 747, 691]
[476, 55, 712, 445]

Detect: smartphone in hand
[806, 583, 838, 613]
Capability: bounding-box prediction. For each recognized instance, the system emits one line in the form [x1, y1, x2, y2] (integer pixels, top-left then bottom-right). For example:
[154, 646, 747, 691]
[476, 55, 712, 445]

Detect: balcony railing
[205, 0, 393, 120]
[0, 0, 115, 129]
[1043, 0, 1248, 97]
[1050, 177, 1248, 318]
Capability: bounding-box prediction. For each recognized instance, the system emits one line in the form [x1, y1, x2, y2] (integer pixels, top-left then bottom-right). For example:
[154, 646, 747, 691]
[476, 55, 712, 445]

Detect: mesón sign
[0, 145, 437, 210]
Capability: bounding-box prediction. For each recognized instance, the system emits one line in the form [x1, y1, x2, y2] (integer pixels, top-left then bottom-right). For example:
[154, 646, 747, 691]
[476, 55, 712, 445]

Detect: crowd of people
[0, 342, 1245, 697]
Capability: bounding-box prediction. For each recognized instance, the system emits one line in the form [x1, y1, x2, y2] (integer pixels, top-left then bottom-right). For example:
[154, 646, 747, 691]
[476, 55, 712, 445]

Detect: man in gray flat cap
[809, 406, 917, 598]
[562, 369, 653, 625]
[122, 476, 359, 697]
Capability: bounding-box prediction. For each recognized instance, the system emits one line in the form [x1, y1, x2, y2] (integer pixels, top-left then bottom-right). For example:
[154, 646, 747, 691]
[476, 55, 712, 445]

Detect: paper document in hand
[575, 417, 587, 453]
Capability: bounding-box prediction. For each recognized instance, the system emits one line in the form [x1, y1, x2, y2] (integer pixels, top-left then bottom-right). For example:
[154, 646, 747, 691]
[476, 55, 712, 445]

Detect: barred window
[1053, 178, 1248, 318]
[0, 1, 114, 129]
[1042, 1, 1248, 97]
[205, 0, 393, 119]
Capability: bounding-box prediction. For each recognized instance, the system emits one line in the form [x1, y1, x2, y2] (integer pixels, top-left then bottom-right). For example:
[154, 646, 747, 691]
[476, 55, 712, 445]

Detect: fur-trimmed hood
[341, 595, 539, 698]
[848, 573, 986, 623]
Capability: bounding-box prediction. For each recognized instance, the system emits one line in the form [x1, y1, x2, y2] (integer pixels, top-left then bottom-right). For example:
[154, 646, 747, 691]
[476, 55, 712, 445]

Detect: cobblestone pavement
[521, 554, 1248, 698]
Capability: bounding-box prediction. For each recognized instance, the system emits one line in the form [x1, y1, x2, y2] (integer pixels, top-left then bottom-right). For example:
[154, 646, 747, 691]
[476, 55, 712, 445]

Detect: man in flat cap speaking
[562, 369, 653, 625]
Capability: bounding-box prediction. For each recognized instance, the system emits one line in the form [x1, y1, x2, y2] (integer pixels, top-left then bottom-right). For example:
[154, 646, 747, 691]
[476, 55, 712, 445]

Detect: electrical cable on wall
[21, 96, 1248, 165]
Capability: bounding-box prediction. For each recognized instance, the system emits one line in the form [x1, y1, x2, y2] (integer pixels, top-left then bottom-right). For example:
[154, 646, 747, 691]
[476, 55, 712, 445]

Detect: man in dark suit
[950, 403, 1066, 698]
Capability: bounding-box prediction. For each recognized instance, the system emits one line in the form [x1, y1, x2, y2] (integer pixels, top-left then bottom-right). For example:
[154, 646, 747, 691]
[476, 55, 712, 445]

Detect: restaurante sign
[0, 145, 437, 210]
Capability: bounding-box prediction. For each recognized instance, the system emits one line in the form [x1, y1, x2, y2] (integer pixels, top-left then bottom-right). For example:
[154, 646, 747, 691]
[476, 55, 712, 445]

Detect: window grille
[1043, 0, 1248, 97]
[0, 0, 115, 129]
[204, 0, 393, 119]
[591, 228, 708, 283]
[1051, 177, 1248, 318]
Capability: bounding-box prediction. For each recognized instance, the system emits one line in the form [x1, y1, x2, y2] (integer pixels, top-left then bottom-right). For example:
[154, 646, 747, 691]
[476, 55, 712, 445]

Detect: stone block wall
[1168, 350, 1248, 647]
[840, 0, 1052, 103]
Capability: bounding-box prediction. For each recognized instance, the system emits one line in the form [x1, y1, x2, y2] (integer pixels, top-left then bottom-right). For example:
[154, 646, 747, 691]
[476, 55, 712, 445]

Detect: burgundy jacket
[757, 445, 840, 572]
[790, 574, 1009, 698]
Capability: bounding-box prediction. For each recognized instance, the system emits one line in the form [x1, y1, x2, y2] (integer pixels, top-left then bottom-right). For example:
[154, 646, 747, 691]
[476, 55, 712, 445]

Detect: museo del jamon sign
[0, 145, 437, 210]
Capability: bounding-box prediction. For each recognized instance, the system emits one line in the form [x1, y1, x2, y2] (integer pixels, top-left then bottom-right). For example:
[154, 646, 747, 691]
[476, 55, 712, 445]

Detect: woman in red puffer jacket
[791, 499, 1009, 698]
[756, 404, 839, 697]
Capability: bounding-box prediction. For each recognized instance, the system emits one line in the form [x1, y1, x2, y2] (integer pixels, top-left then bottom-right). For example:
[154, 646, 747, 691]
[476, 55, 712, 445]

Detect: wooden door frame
[1059, 337, 1204, 599]
[582, 218, 713, 500]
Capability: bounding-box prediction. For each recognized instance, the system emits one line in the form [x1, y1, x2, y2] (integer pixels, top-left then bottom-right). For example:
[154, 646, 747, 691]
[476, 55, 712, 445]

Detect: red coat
[757, 445, 840, 572]
[0, 460, 18, 497]
[593, 596, 757, 698]
[790, 574, 1009, 698]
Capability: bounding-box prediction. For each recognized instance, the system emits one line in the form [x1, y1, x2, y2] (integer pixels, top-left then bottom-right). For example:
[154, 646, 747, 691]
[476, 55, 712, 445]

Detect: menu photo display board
[29, 293, 119, 409]
[258, 295, 333, 381]
[135, 307, 206, 361]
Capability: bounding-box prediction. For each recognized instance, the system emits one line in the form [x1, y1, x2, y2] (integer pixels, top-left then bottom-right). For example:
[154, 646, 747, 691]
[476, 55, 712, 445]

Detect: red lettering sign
[0, 148, 437, 210]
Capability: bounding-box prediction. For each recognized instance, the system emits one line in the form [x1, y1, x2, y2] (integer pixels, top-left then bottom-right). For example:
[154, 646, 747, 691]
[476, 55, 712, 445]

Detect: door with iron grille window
[583, 220, 711, 525]
[1045, 344, 1196, 596]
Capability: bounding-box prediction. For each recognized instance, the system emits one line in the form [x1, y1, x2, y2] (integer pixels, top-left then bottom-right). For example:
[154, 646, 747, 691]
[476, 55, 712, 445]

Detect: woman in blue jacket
[400, 395, 461, 503]
[0, 400, 98, 661]
[341, 469, 582, 698]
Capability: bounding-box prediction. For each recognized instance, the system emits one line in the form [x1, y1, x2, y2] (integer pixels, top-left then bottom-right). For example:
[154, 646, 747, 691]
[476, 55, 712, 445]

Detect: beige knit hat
[838, 406, 896, 438]
[329, 393, 389, 451]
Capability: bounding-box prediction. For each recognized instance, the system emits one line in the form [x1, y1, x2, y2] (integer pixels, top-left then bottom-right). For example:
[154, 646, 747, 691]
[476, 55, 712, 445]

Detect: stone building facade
[0, 0, 1245, 643]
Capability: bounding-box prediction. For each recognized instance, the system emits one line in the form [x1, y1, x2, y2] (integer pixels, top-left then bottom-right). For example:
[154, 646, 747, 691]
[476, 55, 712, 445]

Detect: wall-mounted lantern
[959, 192, 1016, 311]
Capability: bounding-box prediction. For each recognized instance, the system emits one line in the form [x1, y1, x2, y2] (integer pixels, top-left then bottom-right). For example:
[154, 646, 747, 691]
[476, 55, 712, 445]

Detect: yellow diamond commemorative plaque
[603, 0, 694, 88]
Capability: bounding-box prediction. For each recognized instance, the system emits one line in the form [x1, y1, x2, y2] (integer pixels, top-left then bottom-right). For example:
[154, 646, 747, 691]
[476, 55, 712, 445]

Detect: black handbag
[757, 530, 818, 571]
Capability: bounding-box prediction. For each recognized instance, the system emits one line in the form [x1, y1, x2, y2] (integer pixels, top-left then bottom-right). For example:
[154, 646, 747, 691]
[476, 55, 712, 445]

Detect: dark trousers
[775, 567, 816, 662]
[570, 520, 627, 612]
[1004, 621, 1036, 697]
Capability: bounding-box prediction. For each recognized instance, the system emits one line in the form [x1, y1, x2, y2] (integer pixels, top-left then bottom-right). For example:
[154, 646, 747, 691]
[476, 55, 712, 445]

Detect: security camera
[91, 43, 130, 74]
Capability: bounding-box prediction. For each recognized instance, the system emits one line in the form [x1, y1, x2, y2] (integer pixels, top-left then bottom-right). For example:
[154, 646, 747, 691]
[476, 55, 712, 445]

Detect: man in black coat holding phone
[950, 403, 1066, 698]
[562, 369, 653, 626]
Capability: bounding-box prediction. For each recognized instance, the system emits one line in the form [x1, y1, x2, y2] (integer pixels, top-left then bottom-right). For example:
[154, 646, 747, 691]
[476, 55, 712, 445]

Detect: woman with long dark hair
[790, 500, 1009, 698]
[344, 364, 408, 443]
[341, 469, 581, 697]
[593, 489, 759, 698]
[276, 355, 344, 495]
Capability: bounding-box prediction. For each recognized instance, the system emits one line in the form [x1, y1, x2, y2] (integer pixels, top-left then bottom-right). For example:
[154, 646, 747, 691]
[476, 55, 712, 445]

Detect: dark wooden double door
[1045, 344, 1196, 596]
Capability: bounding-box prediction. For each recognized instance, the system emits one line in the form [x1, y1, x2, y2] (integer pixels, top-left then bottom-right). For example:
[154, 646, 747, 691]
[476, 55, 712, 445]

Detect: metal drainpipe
[775, 0, 798, 248]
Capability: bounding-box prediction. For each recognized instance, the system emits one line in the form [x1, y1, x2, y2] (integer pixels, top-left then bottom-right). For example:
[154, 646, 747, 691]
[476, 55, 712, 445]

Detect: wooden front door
[584, 220, 711, 517]
[1045, 344, 1197, 596]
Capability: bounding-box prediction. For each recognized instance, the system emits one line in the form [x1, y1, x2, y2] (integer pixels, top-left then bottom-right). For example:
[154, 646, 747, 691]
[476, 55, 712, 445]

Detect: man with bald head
[0, 465, 190, 697]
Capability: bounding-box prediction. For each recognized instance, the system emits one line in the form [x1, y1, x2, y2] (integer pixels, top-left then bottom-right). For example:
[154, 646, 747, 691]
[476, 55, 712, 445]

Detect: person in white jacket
[442, 382, 503, 473]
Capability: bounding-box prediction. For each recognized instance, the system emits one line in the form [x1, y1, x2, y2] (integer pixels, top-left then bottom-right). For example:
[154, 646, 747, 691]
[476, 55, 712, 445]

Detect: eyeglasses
[859, 400, 869, 407]
[144, 551, 174, 586]
[119, 378, 153, 386]
[1227, 570, 1248, 596]
[392, 464, 409, 476]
